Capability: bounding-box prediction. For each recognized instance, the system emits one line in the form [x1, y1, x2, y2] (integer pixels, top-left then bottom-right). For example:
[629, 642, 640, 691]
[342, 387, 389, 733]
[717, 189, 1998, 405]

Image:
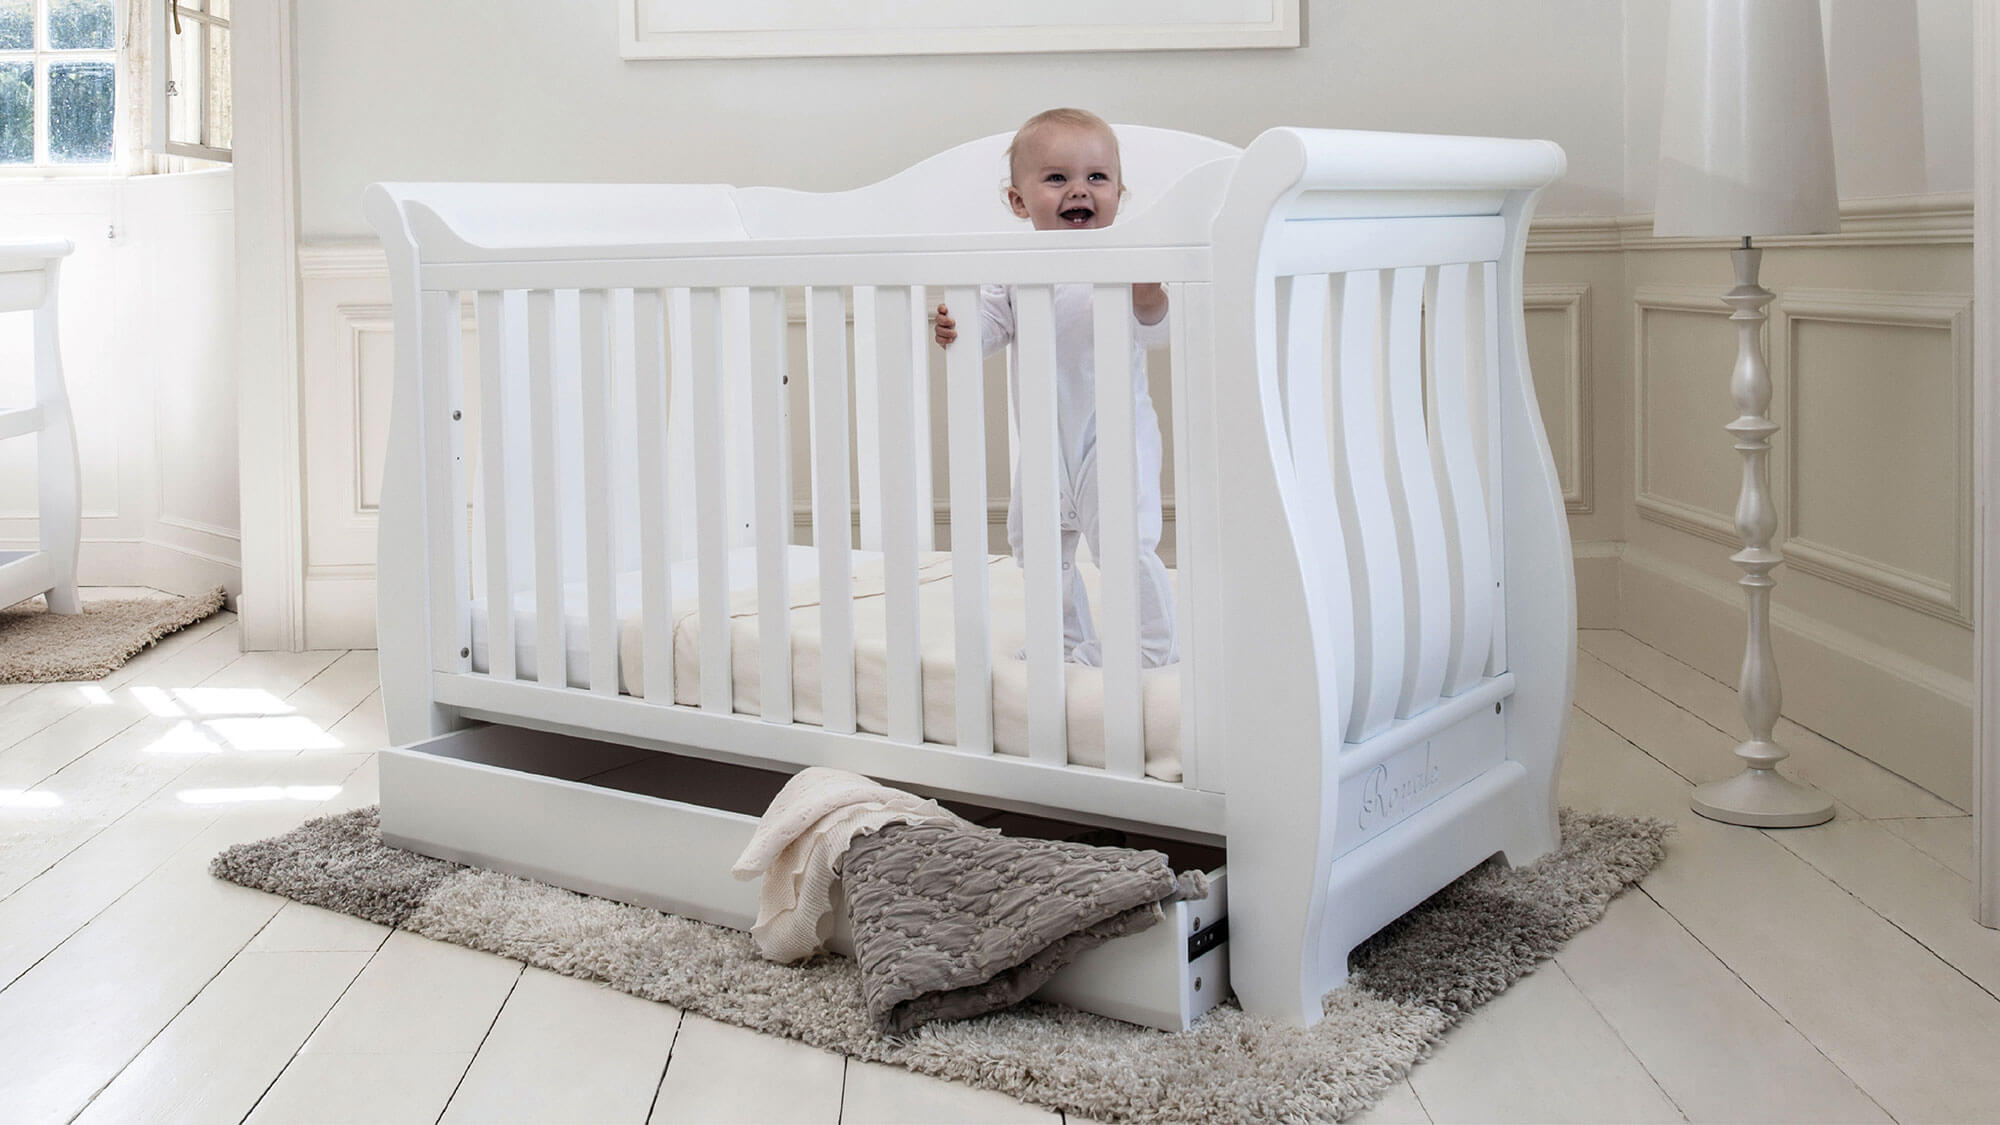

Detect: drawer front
[380, 740, 766, 930]
[1034, 869, 1229, 1032]
[378, 723, 1231, 1032]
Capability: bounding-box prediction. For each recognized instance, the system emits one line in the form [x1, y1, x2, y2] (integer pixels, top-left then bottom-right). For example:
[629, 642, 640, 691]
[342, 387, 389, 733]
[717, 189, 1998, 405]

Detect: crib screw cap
[460, 647, 470, 658]
[451, 410, 462, 421]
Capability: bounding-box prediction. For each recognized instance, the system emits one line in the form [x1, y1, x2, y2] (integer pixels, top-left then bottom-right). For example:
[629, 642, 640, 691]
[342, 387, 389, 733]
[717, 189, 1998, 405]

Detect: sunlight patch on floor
[133, 686, 293, 718]
[205, 717, 343, 752]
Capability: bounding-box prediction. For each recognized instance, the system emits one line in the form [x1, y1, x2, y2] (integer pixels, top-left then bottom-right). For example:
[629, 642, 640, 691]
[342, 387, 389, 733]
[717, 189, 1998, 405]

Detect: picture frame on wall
[617, 0, 1301, 60]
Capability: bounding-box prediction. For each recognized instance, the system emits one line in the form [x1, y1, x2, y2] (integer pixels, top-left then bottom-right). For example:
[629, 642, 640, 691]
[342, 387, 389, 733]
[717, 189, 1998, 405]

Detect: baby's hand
[1132, 283, 1168, 326]
[934, 304, 957, 348]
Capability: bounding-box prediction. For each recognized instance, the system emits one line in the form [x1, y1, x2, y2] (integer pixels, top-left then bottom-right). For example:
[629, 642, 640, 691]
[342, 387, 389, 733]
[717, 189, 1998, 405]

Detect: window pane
[167, 18, 202, 147]
[0, 61, 28, 164]
[208, 0, 228, 20]
[206, 25, 229, 149]
[0, 0, 29, 50]
[49, 0, 116, 49]
[50, 61, 114, 163]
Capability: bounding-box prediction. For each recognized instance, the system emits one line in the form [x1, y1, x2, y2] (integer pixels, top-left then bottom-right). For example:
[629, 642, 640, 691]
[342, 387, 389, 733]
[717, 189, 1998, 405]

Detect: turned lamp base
[1691, 764, 1835, 828]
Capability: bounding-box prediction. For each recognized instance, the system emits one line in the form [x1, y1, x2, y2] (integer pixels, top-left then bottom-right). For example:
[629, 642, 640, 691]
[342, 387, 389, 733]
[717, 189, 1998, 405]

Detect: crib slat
[807, 286, 857, 733]
[577, 290, 620, 696]
[723, 288, 757, 552]
[1279, 274, 1354, 730]
[525, 289, 567, 687]
[852, 286, 881, 552]
[1167, 282, 1207, 791]
[423, 290, 471, 676]
[474, 291, 515, 682]
[750, 287, 794, 723]
[689, 287, 733, 713]
[632, 288, 675, 704]
[1384, 267, 1451, 716]
[1093, 284, 1143, 780]
[666, 289, 699, 576]
[943, 284, 993, 755]
[1014, 285, 1068, 766]
[1479, 261, 1508, 676]
[1330, 271, 1405, 740]
[1426, 264, 1495, 695]
[876, 287, 924, 744]
[908, 286, 936, 551]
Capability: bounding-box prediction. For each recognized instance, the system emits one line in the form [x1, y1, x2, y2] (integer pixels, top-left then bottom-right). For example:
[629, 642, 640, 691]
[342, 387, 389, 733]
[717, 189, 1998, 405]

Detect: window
[153, 0, 226, 162]
[0, 0, 119, 167]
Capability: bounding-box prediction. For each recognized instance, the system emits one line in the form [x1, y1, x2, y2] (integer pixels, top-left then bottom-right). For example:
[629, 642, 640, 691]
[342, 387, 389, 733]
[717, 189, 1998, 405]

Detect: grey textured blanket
[840, 820, 1207, 1034]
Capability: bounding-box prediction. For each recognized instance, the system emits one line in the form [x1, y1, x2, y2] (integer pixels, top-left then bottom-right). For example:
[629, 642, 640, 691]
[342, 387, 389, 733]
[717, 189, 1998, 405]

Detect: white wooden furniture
[365, 125, 1576, 1028]
[0, 239, 82, 615]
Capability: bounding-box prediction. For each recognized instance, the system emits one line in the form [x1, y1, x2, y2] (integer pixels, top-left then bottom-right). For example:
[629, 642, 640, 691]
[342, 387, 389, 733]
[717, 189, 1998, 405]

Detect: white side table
[0, 239, 82, 614]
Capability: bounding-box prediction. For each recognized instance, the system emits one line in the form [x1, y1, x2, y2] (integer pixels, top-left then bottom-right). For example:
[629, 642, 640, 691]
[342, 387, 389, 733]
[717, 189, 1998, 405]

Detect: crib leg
[1225, 765, 1340, 1027]
[1499, 782, 1562, 869]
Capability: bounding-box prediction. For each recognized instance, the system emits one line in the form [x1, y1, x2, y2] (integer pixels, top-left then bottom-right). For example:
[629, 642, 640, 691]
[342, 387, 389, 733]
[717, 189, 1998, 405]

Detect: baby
[933, 108, 1178, 668]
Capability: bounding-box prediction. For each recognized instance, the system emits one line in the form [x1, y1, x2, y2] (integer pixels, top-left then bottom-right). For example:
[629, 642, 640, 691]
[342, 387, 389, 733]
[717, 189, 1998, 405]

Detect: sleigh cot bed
[365, 124, 1576, 1031]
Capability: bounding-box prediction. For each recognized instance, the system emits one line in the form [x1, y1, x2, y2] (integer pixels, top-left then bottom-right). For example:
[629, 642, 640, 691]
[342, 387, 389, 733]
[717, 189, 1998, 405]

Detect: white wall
[0, 169, 241, 597]
[293, 0, 1632, 237]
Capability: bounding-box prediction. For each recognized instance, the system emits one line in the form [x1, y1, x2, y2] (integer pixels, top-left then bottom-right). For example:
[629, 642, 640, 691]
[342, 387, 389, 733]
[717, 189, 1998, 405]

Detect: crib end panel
[1493, 189, 1572, 830]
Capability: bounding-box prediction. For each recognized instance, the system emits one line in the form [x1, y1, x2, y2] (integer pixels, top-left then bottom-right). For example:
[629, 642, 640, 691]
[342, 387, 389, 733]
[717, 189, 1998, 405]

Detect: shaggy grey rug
[212, 807, 1667, 1124]
[0, 587, 227, 682]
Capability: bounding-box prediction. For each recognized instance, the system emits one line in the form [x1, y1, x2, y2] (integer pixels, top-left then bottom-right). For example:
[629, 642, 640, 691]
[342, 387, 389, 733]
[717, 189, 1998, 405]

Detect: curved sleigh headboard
[731, 124, 1243, 239]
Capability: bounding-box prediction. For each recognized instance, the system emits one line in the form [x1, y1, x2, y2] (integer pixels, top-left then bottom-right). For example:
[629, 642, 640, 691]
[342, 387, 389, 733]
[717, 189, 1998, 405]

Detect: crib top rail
[365, 164, 1236, 280]
[0, 238, 73, 283]
[364, 127, 1565, 290]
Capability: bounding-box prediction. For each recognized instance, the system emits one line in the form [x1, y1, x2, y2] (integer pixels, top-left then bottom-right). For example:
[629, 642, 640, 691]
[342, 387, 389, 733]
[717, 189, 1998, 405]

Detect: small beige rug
[0, 587, 228, 683]
[214, 807, 1670, 1124]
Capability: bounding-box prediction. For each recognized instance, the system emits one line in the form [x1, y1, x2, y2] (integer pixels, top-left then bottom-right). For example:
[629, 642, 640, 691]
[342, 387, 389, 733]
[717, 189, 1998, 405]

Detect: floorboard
[440, 967, 681, 1124]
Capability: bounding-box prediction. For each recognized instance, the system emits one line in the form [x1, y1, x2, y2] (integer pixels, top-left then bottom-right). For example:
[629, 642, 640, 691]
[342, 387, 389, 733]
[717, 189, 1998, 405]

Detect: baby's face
[1007, 124, 1123, 231]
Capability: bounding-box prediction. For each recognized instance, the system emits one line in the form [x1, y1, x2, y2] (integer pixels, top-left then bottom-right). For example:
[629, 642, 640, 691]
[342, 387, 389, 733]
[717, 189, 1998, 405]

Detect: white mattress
[469, 547, 1183, 781]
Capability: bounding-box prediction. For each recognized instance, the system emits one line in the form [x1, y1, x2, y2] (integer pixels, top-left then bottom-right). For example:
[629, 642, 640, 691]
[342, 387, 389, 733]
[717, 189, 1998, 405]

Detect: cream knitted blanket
[730, 767, 971, 963]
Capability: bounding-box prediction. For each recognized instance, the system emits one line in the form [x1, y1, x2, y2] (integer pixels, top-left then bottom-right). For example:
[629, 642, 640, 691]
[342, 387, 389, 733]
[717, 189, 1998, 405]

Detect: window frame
[0, 0, 125, 173]
[151, 0, 227, 163]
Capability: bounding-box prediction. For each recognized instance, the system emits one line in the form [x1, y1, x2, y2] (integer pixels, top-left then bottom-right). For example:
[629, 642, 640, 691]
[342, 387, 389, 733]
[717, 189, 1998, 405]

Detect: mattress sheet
[468, 547, 1183, 781]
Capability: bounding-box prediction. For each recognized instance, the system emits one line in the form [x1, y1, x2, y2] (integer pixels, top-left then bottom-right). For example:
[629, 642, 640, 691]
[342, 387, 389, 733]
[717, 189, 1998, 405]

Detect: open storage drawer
[378, 723, 1230, 1032]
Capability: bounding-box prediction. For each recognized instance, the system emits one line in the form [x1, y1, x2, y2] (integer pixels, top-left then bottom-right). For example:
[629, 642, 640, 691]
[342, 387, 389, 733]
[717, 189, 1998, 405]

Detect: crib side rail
[369, 181, 1220, 822]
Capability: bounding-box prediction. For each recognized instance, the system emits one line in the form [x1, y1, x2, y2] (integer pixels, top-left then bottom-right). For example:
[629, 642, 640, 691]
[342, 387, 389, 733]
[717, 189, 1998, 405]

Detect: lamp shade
[1654, 0, 1840, 237]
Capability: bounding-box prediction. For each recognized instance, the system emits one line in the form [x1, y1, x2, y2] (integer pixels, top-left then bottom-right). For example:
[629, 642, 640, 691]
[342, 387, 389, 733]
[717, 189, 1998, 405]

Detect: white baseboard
[138, 540, 241, 604]
[305, 573, 380, 651]
[1613, 544, 1971, 809]
[26, 537, 243, 605]
[1572, 541, 1622, 630]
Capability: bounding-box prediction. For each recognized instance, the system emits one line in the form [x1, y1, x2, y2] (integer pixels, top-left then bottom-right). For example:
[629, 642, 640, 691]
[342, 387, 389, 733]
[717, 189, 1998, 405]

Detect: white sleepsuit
[977, 283, 1179, 668]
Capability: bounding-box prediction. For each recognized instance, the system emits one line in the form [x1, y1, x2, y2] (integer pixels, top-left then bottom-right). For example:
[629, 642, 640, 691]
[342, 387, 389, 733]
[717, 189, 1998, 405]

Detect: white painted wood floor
[1, 595, 1994, 1124]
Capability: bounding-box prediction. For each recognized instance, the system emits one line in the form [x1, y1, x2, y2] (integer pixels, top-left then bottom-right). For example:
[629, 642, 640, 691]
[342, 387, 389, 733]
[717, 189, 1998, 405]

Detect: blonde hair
[1005, 107, 1121, 187]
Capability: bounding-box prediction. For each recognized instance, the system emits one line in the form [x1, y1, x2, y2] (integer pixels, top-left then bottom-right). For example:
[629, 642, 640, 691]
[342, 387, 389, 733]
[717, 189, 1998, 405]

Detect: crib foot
[44, 584, 81, 615]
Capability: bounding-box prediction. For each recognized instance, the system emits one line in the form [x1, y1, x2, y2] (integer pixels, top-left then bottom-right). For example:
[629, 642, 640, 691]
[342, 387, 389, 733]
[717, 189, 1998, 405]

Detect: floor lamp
[1654, 0, 1839, 828]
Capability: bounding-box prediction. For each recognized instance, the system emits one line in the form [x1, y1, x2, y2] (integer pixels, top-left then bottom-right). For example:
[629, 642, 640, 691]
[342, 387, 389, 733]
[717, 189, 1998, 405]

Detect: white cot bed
[365, 124, 1576, 1030]
[0, 239, 81, 615]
